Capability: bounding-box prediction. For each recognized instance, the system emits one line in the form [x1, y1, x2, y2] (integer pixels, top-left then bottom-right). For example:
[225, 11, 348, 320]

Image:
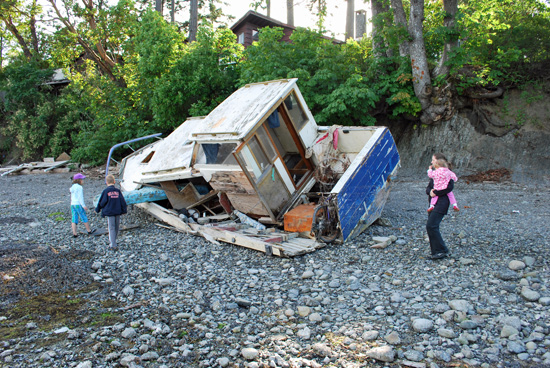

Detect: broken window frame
[283, 91, 309, 133]
[276, 101, 314, 188]
[194, 142, 239, 165]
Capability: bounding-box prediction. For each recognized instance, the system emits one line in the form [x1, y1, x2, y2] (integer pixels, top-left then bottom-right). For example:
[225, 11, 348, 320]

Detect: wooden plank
[224, 193, 271, 217]
[138, 202, 283, 256]
[155, 223, 199, 235]
[136, 202, 195, 233]
[44, 160, 70, 172]
[196, 226, 282, 256]
[209, 171, 256, 194]
[160, 182, 199, 210]
[186, 189, 219, 209]
[258, 217, 282, 226]
[1, 164, 28, 176]
[192, 131, 238, 137]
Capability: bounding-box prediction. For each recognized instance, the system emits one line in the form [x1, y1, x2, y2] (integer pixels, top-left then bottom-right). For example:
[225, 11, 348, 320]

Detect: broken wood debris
[139, 201, 324, 257]
[1, 159, 71, 176]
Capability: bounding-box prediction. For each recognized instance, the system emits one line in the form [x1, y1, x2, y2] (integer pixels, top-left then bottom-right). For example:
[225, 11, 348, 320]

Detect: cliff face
[389, 85, 550, 185]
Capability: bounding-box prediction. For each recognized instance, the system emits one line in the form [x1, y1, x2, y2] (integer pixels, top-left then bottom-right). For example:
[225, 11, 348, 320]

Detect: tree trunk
[266, 0, 271, 17]
[345, 0, 354, 40]
[390, 0, 409, 56]
[2, 17, 33, 61]
[155, 0, 163, 16]
[170, 0, 175, 23]
[433, 0, 458, 78]
[408, 0, 431, 110]
[370, 0, 385, 58]
[408, 0, 455, 124]
[29, 0, 40, 55]
[371, 0, 392, 58]
[189, 0, 198, 42]
[286, 0, 294, 26]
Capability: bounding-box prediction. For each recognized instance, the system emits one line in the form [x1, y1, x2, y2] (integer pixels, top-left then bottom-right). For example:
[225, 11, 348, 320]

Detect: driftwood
[1, 160, 71, 176]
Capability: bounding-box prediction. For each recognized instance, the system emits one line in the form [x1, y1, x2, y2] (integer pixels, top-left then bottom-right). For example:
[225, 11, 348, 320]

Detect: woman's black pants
[426, 211, 449, 255]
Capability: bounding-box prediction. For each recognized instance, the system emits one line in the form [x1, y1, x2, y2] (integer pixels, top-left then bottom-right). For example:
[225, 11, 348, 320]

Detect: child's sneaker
[72, 234, 78, 238]
[87, 229, 96, 235]
[427, 206, 434, 213]
[453, 205, 460, 212]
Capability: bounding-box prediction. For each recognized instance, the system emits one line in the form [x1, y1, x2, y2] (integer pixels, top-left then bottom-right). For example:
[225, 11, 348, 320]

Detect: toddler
[427, 159, 459, 212]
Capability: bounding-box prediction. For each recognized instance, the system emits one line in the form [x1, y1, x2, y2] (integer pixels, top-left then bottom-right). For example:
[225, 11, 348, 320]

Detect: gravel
[1, 171, 549, 368]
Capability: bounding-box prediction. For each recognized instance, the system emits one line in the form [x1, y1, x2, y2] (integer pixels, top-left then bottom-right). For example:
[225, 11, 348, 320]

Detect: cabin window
[284, 92, 308, 131]
[256, 126, 277, 161]
[237, 136, 270, 182]
[141, 151, 155, 164]
[196, 143, 238, 165]
[252, 29, 259, 42]
[237, 32, 245, 44]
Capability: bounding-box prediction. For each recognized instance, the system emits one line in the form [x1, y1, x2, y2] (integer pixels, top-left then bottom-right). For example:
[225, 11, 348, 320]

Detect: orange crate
[284, 203, 317, 233]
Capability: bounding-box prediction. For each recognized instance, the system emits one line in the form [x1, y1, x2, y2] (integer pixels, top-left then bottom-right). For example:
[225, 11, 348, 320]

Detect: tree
[345, 0, 354, 40]
[371, 0, 458, 124]
[46, 0, 137, 87]
[287, 0, 294, 26]
[156, 0, 163, 15]
[0, 0, 42, 62]
[306, 0, 328, 31]
[238, 27, 418, 126]
[189, 0, 198, 41]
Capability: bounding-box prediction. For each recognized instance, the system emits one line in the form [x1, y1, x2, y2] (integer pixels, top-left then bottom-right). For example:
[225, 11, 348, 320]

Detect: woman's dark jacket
[426, 179, 454, 215]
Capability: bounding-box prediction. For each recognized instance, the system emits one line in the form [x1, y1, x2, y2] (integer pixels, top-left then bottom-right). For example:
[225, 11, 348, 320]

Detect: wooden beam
[186, 189, 219, 209]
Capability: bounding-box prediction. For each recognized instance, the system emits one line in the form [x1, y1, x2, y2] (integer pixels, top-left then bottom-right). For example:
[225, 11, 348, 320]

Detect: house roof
[43, 69, 70, 86]
[230, 10, 296, 32]
[230, 10, 344, 45]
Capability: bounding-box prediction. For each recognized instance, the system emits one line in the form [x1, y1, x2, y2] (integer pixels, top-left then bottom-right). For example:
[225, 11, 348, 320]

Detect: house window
[237, 32, 245, 44]
[252, 30, 259, 42]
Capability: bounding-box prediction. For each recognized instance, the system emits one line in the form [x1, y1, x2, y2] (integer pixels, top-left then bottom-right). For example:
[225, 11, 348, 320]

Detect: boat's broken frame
[111, 78, 400, 256]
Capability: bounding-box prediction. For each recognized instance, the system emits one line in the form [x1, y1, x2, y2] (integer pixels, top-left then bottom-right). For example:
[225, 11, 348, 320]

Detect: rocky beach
[0, 171, 549, 368]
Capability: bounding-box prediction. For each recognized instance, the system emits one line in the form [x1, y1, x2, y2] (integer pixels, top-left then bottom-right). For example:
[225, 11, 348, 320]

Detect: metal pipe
[105, 133, 162, 179]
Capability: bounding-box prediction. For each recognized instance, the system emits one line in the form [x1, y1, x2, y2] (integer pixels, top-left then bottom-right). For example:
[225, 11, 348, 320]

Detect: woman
[426, 153, 454, 260]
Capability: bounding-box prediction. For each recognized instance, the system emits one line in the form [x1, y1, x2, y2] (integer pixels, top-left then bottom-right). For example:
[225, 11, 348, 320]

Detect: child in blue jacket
[95, 174, 127, 249]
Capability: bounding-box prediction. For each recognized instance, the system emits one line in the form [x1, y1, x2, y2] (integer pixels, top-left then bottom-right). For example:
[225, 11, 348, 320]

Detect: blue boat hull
[335, 128, 400, 241]
[93, 186, 167, 207]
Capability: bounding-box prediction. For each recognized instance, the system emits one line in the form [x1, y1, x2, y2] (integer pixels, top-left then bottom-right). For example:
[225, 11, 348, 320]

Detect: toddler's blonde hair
[106, 175, 116, 185]
[435, 158, 448, 168]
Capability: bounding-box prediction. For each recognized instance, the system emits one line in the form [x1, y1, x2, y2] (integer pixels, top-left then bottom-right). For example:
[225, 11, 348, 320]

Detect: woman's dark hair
[433, 152, 453, 170]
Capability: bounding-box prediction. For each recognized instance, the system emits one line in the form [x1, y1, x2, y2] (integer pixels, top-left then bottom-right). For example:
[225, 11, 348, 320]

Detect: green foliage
[0, 63, 59, 160]
[153, 25, 242, 125]
[422, 0, 549, 91]
[239, 27, 421, 125]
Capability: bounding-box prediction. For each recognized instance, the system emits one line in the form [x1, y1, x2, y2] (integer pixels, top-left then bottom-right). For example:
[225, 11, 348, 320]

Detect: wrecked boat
[114, 78, 400, 256]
